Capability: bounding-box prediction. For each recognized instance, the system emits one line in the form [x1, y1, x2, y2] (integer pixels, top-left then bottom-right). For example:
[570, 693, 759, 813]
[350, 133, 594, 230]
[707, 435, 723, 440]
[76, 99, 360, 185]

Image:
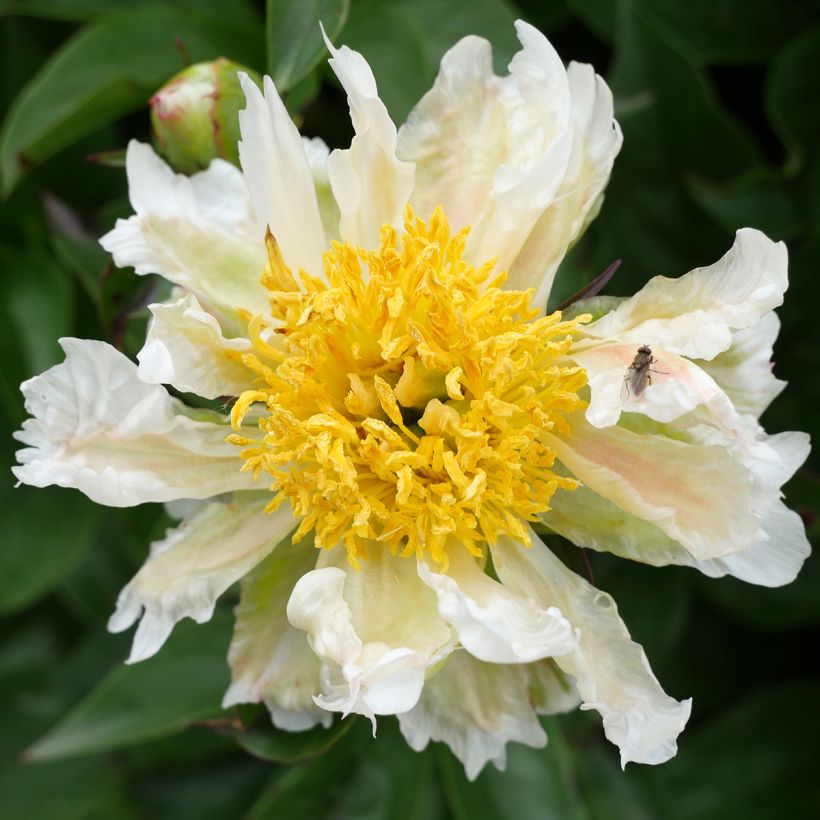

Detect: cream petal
[99, 141, 269, 315]
[583, 229, 788, 360]
[418, 546, 578, 664]
[493, 534, 691, 767]
[544, 482, 810, 588]
[507, 60, 622, 304]
[397, 35, 508, 233]
[108, 494, 296, 663]
[575, 343, 743, 429]
[398, 651, 547, 781]
[323, 29, 415, 247]
[237, 74, 326, 277]
[137, 293, 253, 399]
[398, 21, 617, 297]
[546, 415, 759, 562]
[13, 339, 257, 506]
[287, 546, 453, 727]
[223, 536, 330, 731]
[698, 311, 786, 417]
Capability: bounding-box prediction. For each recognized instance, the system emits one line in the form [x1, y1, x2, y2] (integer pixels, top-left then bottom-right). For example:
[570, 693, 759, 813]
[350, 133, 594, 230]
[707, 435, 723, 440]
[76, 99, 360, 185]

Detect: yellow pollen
[230, 206, 589, 568]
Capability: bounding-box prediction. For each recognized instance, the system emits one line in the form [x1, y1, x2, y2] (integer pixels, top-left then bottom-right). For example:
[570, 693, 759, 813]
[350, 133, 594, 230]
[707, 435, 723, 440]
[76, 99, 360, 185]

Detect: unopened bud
[149, 58, 261, 174]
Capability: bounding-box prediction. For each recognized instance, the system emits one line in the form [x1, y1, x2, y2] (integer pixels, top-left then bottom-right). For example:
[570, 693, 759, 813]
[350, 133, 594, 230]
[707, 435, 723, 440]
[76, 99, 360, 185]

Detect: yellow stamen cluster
[229, 206, 589, 567]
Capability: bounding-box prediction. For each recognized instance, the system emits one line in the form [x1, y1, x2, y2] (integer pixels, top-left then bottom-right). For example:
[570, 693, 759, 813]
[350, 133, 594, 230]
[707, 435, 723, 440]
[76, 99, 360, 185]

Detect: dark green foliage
[1, 1, 818, 817]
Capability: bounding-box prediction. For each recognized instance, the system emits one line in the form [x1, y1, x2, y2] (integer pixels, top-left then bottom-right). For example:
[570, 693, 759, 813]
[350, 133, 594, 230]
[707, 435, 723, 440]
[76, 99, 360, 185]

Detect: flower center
[229, 207, 589, 567]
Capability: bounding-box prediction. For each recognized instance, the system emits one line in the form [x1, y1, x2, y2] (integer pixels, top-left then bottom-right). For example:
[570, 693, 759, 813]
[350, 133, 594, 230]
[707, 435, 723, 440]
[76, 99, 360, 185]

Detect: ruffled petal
[398, 21, 618, 302]
[108, 494, 296, 663]
[546, 415, 759, 562]
[582, 229, 787, 360]
[286, 545, 452, 727]
[237, 74, 326, 278]
[508, 60, 622, 305]
[574, 342, 743, 429]
[698, 311, 786, 417]
[398, 651, 547, 781]
[323, 29, 415, 248]
[493, 534, 691, 767]
[418, 546, 578, 663]
[223, 536, 330, 731]
[137, 293, 253, 399]
[99, 141, 268, 315]
[543, 426, 809, 587]
[13, 339, 257, 506]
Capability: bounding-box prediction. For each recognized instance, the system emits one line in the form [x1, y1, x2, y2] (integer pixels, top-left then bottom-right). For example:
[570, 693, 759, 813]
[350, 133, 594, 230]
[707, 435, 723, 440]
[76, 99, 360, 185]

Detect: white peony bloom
[13, 20, 808, 779]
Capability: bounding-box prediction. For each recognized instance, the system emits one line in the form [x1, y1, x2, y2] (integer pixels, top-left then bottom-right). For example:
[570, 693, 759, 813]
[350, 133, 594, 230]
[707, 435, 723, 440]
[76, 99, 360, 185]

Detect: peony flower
[13, 21, 809, 780]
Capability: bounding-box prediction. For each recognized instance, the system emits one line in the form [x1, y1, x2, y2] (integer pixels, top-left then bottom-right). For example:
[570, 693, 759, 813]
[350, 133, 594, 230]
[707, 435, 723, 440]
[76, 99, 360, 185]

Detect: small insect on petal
[622, 345, 660, 399]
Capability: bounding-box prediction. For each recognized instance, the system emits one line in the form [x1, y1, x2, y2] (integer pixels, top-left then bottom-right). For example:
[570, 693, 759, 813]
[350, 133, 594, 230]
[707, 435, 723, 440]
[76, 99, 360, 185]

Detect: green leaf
[341, 0, 519, 124]
[0, 487, 104, 615]
[646, 682, 820, 818]
[0, 4, 265, 195]
[24, 613, 233, 761]
[226, 714, 356, 764]
[437, 717, 589, 820]
[766, 28, 820, 174]
[266, 0, 350, 91]
[631, 0, 816, 65]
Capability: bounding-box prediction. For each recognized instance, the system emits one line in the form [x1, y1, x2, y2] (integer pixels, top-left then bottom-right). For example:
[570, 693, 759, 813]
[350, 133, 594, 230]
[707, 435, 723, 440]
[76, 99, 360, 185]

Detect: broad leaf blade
[0, 4, 264, 195]
[25, 614, 232, 762]
[266, 0, 350, 90]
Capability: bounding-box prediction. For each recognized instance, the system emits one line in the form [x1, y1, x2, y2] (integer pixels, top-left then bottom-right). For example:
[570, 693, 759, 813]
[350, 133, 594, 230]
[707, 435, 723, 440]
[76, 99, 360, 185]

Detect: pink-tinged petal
[398, 652, 547, 781]
[100, 141, 268, 315]
[13, 339, 259, 506]
[583, 229, 788, 359]
[237, 73, 326, 278]
[546, 414, 759, 561]
[493, 534, 691, 767]
[108, 494, 296, 663]
[323, 28, 415, 248]
[574, 342, 742, 429]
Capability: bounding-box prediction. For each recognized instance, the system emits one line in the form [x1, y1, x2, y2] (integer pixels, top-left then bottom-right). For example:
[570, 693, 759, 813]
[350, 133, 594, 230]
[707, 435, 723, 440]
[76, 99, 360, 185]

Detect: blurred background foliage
[1, 0, 819, 817]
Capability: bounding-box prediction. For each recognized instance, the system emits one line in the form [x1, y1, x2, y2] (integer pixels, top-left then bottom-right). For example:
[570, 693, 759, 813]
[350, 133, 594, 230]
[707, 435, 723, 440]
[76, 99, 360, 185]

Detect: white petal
[137, 293, 253, 398]
[575, 342, 743, 429]
[223, 536, 330, 731]
[418, 546, 578, 663]
[698, 311, 786, 417]
[493, 534, 691, 767]
[287, 546, 452, 727]
[323, 29, 415, 247]
[398, 651, 547, 781]
[507, 61, 622, 304]
[13, 339, 257, 506]
[547, 416, 759, 561]
[399, 22, 612, 292]
[108, 494, 296, 663]
[237, 74, 326, 278]
[583, 229, 788, 359]
[100, 141, 268, 315]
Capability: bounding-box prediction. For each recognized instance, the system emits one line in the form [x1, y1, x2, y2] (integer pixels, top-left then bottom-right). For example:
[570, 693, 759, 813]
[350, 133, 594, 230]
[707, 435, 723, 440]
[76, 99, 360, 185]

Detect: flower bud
[149, 58, 261, 174]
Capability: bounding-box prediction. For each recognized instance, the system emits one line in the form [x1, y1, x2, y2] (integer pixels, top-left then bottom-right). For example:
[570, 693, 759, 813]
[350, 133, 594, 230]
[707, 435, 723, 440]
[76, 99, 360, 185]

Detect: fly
[622, 345, 666, 398]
